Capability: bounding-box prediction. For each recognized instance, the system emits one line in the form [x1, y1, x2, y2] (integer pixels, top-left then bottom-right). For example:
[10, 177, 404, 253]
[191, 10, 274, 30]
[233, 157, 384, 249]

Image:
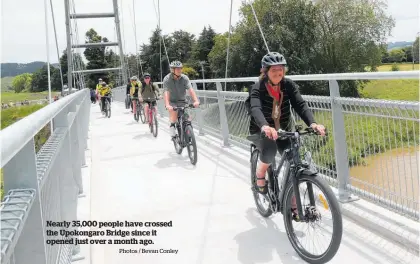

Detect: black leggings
[254, 134, 290, 164]
[101, 97, 110, 111]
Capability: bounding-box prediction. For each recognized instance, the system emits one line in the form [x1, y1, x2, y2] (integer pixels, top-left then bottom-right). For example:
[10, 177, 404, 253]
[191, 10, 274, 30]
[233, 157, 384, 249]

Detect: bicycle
[101, 96, 111, 118]
[125, 94, 131, 109]
[171, 104, 197, 165]
[132, 97, 146, 123]
[247, 125, 342, 264]
[142, 97, 159, 137]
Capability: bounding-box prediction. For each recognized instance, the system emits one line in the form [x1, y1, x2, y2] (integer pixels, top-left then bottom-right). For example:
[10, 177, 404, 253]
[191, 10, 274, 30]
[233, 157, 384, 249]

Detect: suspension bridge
[1, 0, 420, 264]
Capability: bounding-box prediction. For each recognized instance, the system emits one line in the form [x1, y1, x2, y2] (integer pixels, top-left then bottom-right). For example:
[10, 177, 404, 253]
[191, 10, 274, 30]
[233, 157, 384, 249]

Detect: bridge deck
[76, 102, 418, 264]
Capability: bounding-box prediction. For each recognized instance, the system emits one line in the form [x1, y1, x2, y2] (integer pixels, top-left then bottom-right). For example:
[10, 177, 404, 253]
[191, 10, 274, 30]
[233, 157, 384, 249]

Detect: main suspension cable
[132, 0, 144, 76]
[224, 0, 234, 91]
[247, 0, 270, 52]
[49, 0, 64, 94]
[152, 0, 170, 69]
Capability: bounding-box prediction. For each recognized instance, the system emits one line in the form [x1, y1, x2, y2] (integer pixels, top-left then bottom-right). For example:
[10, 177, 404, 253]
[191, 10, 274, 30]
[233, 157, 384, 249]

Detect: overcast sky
[1, 0, 419, 63]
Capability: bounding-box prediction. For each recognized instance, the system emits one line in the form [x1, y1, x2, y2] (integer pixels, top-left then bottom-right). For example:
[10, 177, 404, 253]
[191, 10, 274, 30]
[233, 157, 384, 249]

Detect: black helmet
[143, 72, 151, 78]
[261, 52, 287, 68]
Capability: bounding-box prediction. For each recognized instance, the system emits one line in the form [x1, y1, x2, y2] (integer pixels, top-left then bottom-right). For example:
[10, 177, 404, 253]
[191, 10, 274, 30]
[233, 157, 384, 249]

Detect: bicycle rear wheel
[283, 175, 342, 264]
[250, 149, 273, 218]
[107, 101, 111, 118]
[185, 125, 197, 165]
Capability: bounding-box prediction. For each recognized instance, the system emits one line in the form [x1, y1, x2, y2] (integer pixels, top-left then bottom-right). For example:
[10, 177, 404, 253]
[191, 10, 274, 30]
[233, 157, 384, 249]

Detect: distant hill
[1, 62, 59, 78]
[387, 41, 414, 50]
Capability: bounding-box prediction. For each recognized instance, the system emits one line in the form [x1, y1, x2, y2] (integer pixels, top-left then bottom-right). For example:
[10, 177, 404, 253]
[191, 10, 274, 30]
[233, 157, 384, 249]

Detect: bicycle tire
[283, 174, 342, 264]
[185, 125, 197, 165]
[139, 104, 146, 124]
[107, 101, 111, 118]
[152, 111, 158, 137]
[250, 149, 273, 218]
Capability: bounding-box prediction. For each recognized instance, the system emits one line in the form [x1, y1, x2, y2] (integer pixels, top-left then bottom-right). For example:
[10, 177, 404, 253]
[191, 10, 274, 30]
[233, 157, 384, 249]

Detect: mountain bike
[247, 125, 342, 264]
[172, 103, 197, 165]
[101, 96, 111, 118]
[133, 98, 146, 123]
[143, 97, 159, 137]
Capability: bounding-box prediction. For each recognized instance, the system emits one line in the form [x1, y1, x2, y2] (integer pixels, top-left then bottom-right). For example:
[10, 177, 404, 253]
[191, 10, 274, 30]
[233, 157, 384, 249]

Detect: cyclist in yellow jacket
[95, 78, 103, 99]
[129, 76, 142, 117]
[98, 82, 111, 113]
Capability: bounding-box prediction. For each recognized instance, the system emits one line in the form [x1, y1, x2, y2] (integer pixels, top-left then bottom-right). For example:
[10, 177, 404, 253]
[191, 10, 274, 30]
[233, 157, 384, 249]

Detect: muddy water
[349, 146, 419, 210]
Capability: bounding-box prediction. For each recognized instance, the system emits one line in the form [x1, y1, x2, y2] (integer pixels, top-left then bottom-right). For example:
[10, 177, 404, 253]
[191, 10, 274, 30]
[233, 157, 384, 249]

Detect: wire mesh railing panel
[339, 98, 420, 214]
[292, 95, 337, 186]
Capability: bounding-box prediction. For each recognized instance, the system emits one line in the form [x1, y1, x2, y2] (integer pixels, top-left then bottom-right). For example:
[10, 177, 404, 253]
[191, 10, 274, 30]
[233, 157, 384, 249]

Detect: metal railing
[0, 89, 90, 264]
[113, 71, 420, 220]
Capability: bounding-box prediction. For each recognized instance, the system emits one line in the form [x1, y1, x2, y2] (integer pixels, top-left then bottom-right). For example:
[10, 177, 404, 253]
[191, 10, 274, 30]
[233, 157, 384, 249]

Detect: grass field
[377, 63, 419, 71]
[360, 63, 419, 101]
[1, 103, 49, 199]
[1, 91, 60, 104]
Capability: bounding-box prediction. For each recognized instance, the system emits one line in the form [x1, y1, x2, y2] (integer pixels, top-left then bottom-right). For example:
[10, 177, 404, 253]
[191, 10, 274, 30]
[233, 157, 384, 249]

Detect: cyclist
[140, 73, 161, 122]
[163, 61, 199, 138]
[98, 81, 111, 113]
[96, 78, 103, 100]
[248, 52, 325, 195]
[126, 78, 133, 111]
[129, 76, 142, 119]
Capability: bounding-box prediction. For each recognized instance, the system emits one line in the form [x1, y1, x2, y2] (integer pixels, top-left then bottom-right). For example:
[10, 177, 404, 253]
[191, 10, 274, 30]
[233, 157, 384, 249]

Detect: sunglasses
[144, 77, 150, 79]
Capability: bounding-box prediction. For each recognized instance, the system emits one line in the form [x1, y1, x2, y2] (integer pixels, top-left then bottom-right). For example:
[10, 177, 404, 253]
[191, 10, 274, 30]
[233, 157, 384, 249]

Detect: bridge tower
[64, 0, 127, 93]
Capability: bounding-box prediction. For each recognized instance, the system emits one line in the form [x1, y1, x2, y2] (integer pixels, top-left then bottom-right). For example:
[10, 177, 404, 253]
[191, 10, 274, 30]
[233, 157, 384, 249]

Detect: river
[349, 146, 419, 210]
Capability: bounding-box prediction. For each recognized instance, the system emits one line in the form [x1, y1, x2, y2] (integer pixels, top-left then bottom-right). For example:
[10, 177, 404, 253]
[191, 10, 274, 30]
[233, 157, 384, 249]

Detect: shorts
[251, 134, 290, 164]
[144, 100, 157, 107]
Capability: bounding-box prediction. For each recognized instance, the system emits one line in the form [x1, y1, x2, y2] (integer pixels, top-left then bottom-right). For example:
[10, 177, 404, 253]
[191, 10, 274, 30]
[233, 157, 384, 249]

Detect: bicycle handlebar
[261, 126, 326, 139]
[172, 103, 194, 110]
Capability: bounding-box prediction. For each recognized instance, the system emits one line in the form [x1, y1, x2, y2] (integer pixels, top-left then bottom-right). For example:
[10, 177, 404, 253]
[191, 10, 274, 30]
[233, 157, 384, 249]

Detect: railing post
[67, 98, 84, 196]
[3, 139, 47, 264]
[216, 82, 230, 147]
[329, 80, 358, 203]
[191, 83, 204, 136]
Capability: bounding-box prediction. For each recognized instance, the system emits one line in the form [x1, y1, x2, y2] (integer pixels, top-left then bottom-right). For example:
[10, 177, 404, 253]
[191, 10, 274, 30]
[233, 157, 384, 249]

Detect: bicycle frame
[255, 129, 318, 221]
[174, 105, 193, 147]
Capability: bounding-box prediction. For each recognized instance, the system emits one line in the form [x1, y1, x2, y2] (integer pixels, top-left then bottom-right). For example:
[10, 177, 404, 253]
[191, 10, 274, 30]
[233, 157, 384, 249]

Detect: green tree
[59, 50, 85, 87]
[31, 65, 61, 92]
[191, 26, 216, 78]
[168, 30, 195, 63]
[12, 73, 32, 93]
[83, 29, 109, 88]
[413, 37, 419, 62]
[140, 27, 173, 81]
[182, 66, 199, 79]
[389, 48, 406, 63]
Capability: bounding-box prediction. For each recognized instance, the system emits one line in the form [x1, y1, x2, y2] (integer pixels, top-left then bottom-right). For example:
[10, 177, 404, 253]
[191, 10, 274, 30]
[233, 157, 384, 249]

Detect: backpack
[141, 81, 158, 97]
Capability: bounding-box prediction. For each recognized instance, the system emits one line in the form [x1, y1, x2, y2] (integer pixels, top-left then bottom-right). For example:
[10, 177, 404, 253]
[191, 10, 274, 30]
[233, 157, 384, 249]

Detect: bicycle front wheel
[139, 104, 146, 123]
[152, 110, 158, 137]
[185, 125, 197, 165]
[283, 174, 342, 264]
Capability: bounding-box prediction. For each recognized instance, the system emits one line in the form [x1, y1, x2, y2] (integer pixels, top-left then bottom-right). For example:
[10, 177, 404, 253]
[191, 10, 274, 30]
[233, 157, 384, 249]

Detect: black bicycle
[172, 104, 197, 165]
[101, 96, 111, 118]
[133, 98, 146, 123]
[247, 125, 342, 264]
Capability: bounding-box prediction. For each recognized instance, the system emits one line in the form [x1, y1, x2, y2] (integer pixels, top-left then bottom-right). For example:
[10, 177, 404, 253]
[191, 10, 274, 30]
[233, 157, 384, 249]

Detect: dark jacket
[249, 77, 315, 134]
[126, 83, 131, 94]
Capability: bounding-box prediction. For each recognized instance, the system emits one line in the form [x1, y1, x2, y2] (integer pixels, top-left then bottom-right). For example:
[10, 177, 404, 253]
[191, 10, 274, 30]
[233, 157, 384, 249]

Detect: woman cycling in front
[249, 52, 326, 195]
